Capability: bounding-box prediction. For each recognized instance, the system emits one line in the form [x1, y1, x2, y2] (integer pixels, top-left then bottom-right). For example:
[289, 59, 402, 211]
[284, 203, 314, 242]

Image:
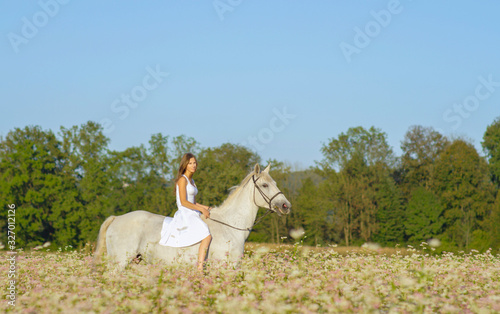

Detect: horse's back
[116, 210, 165, 222]
[106, 210, 166, 259]
[109, 210, 165, 239]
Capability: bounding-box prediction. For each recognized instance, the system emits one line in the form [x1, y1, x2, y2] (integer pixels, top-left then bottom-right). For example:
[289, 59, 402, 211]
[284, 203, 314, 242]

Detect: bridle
[208, 174, 283, 232]
[251, 175, 284, 212]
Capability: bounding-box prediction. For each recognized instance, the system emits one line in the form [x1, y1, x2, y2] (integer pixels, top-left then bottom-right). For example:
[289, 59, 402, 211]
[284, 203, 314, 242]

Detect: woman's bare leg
[198, 235, 212, 271]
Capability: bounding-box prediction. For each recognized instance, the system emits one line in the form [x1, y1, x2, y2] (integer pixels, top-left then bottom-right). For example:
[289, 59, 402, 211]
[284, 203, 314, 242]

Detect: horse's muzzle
[274, 201, 291, 216]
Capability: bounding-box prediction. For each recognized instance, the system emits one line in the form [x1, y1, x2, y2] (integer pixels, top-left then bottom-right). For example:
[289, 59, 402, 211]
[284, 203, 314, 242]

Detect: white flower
[429, 238, 441, 247]
[255, 246, 270, 255]
[361, 242, 381, 251]
[289, 227, 305, 240]
[43, 242, 51, 248]
[399, 276, 416, 287]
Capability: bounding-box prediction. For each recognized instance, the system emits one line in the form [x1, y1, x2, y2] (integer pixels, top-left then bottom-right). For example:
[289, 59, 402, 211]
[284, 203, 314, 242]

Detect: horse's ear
[263, 164, 271, 173]
[254, 163, 261, 174]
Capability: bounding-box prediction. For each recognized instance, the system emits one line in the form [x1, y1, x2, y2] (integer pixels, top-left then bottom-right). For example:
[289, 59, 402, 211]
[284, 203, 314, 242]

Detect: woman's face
[186, 157, 197, 174]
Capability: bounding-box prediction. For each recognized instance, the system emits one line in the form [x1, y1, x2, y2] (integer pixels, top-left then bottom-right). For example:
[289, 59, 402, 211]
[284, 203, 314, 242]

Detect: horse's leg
[106, 239, 132, 270]
[106, 225, 142, 270]
[116, 251, 136, 270]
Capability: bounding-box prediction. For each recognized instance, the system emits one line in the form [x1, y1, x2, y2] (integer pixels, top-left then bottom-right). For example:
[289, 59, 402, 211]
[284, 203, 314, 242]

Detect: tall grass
[1, 242, 499, 313]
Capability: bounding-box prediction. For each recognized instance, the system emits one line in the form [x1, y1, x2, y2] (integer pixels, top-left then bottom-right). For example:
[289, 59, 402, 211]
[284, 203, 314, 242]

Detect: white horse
[93, 164, 291, 269]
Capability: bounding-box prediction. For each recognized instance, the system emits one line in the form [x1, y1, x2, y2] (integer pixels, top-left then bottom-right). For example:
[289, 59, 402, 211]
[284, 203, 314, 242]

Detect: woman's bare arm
[178, 177, 210, 218]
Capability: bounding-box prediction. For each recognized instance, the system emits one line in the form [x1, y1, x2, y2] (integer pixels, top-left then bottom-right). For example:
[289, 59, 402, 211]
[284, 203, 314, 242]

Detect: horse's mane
[220, 170, 258, 207]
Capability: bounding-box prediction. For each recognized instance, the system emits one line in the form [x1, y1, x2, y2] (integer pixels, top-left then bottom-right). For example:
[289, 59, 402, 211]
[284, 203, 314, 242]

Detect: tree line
[1, 119, 500, 252]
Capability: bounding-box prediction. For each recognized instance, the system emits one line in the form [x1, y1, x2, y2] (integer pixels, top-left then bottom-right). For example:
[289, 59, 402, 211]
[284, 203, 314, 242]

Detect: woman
[159, 153, 212, 271]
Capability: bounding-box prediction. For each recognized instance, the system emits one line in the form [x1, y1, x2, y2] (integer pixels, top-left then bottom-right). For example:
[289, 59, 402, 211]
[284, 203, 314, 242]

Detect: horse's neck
[215, 183, 259, 228]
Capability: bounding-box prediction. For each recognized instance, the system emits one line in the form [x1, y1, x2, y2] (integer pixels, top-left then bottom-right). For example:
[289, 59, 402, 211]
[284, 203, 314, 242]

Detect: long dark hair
[174, 153, 197, 185]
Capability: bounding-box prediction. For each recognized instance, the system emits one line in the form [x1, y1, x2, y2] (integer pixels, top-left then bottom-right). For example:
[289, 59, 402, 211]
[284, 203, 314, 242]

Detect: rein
[208, 175, 282, 232]
[208, 209, 273, 232]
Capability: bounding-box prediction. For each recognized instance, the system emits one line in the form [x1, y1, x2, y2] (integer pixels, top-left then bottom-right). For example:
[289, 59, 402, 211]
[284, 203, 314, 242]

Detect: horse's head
[251, 163, 291, 216]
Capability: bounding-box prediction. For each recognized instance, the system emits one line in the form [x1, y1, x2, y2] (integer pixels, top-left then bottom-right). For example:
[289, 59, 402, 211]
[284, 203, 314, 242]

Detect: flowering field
[2, 243, 499, 313]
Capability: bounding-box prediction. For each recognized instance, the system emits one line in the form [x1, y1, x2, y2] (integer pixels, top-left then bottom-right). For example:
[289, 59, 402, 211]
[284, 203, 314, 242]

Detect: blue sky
[2, 1, 499, 169]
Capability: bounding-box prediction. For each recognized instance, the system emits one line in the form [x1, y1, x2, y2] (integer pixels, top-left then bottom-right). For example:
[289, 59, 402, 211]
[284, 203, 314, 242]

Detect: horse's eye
[262, 183, 268, 188]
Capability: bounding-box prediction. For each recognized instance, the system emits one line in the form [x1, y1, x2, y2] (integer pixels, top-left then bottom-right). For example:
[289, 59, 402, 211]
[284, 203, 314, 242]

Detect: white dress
[159, 175, 211, 247]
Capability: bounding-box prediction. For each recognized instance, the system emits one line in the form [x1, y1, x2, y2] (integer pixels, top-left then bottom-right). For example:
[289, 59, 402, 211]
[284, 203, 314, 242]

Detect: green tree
[320, 126, 395, 171]
[108, 145, 151, 216]
[482, 117, 500, 186]
[49, 140, 83, 246]
[295, 177, 336, 246]
[324, 171, 357, 246]
[371, 164, 404, 246]
[196, 143, 260, 207]
[168, 135, 200, 179]
[145, 134, 175, 215]
[433, 139, 494, 250]
[404, 187, 444, 245]
[0, 126, 63, 247]
[481, 193, 500, 250]
[399, 126, 449, 198]
[319, 126, 400, 246]
[267, 166, 324, 245]
[57, 121, 113, 244]
[108, 135, 174, 217]
[148, 133, 170, 180]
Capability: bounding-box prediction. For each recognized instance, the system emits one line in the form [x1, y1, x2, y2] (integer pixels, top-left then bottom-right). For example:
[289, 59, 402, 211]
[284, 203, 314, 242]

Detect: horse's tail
[93, 215, 116, 264]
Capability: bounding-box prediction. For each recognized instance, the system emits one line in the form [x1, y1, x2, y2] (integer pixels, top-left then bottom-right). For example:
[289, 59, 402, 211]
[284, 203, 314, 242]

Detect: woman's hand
[201, 208, 210, 219]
